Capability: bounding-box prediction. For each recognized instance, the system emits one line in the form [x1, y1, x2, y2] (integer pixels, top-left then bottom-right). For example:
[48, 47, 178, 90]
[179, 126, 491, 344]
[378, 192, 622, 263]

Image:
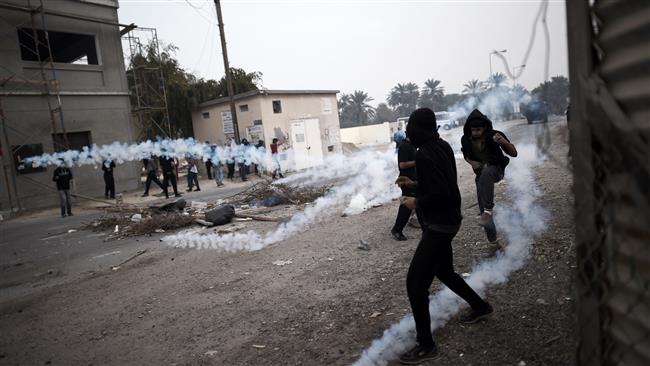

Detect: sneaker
[194, 188, 201, 192]
[391, 230, 408, 241]
[174, 193, 182, 198]
[141, 193, 149, 197]
[478, 210, 493, 226]
[399, 343, 440, 365]
[186, 188, 193, 192]
[61, 214, 67, 218]
[459, 303, 494, 324]
[67, 212, 73, 216]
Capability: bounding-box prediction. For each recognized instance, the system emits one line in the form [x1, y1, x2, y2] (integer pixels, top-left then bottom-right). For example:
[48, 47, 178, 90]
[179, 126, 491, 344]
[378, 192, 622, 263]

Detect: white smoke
[161, 148, 401, 250]
[23, 138, 276, 171]
[353, 144, 548, 366]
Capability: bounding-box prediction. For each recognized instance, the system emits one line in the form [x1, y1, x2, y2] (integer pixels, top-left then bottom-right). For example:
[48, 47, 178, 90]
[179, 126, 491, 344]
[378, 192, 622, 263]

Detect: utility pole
[214, 0, 240, 143]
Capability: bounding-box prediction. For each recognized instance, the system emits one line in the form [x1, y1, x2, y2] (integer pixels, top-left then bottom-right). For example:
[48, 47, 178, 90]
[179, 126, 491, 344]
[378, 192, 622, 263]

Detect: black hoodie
[406, 108, 462, 231]
[460, 109, 511, 170]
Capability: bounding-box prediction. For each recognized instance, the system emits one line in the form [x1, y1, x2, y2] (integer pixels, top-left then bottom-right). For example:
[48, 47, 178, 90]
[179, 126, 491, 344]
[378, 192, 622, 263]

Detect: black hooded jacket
[460, 109, 511, 170]
[406, 108, 462, 231]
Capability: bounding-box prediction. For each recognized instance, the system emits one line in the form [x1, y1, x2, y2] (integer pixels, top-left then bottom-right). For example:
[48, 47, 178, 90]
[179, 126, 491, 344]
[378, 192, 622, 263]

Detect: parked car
[524, 100, 549, 124]
[435, 111, 462, 130]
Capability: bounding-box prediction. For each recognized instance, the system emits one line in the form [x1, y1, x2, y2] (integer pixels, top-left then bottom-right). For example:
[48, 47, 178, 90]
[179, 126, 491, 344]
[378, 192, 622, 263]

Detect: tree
[418, 79, 445, 111]
[462, 79, 484, 97]
[126, 42, 262, 139]
[487, 72, 508, 89]
[348, 90, 375, 125]
[532, 75, 570, 115]
[387, 82, 419, 117]
[374, 103, 397, 123]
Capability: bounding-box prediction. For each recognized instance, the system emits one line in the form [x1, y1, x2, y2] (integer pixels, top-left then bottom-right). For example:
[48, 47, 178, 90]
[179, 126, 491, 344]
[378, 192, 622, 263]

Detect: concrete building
[192, 90, 342, 170]
[0, 0, 139, 211]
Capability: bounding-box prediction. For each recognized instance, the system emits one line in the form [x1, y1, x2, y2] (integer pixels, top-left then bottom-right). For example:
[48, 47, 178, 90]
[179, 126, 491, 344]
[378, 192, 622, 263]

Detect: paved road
[0, 176, 257, 303]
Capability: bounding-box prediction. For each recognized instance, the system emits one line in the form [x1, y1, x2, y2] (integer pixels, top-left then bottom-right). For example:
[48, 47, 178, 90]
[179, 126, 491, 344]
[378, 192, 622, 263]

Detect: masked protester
[391, 137, 421, 241]
[395, 108, 493, 364]
[53, 160, 73, 218]
[460, 109, 518, 247]
[102, 160, 116, 199]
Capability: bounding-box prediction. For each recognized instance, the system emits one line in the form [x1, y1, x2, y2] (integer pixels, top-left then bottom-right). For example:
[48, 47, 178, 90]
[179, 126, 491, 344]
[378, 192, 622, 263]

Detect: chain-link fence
[567, 1, 650, 365]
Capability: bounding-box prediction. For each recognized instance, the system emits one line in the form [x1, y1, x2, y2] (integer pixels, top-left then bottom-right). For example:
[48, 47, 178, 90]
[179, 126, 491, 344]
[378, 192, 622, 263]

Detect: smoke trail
[161, 148, 401, 250]
[353, 144, 548, 366]
[23, 138, 277, 171]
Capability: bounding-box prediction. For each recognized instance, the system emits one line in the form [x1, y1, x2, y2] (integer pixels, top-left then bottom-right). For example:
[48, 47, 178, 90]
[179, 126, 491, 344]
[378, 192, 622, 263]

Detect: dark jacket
[158, 156, 174, 173]
[460, 109, 511, 170]
[415, 137, 462, 230]
[102, 161, 115, 177]
[53, 167, 73, 190]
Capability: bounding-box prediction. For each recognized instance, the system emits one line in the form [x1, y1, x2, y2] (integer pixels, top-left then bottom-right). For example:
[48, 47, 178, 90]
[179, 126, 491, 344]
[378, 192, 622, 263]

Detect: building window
[295, 133, 305, 143]
[272, 100, 282, 114]
[253, 119, 263, 126]
[239, 104, 249, 112]
[17, 28, 99, 65]
[202, 112, 210, 119]
[13, 144, 46, 174]
[52, 131, 92, 153]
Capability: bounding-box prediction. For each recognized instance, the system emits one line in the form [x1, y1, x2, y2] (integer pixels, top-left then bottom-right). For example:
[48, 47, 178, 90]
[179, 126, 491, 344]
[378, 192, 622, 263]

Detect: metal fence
[567, 1, 650, 365]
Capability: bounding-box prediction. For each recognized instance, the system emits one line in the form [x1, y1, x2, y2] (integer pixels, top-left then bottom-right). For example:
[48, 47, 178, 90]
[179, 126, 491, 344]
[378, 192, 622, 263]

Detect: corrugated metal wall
[568, 1, 650, 365]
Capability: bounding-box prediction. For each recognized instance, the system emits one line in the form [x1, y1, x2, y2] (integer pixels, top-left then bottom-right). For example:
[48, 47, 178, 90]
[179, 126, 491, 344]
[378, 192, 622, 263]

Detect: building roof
[198, 89, 340, 109]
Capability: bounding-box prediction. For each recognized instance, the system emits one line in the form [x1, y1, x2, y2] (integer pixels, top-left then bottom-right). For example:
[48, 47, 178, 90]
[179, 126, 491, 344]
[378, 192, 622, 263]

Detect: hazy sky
[117, 0, 568, 106]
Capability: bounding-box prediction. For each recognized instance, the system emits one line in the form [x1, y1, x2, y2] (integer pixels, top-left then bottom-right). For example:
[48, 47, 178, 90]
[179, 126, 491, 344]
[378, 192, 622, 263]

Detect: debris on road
[272, 259, 293, 266]
[131, 214, 142, 222]
[358, 240, 370, 251]
[252, 345, 266, 349]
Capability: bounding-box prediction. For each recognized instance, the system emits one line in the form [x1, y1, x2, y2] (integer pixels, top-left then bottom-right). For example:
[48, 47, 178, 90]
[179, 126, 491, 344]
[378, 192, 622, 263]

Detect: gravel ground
[0, 119, 575, 366]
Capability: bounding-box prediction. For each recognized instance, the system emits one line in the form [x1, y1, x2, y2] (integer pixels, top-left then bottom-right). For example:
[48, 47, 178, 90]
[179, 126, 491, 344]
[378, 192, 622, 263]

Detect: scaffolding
[121, 27, 172, 140]
[0, 0, 132, 212]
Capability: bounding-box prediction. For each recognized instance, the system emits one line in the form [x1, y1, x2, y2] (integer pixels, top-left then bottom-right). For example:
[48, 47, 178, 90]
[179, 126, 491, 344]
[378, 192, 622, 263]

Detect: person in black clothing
[240, 138, 250, 182]
[53, 161, 74, 217]
[460, 109, 517, 244]
[159, 156, 181, 198]
[204, 141, 213, 180]
[102, 160, 116, 199]
[391, 137, 420, 241]
[395, 108, 493, 364]
[142, 158, 164, 197]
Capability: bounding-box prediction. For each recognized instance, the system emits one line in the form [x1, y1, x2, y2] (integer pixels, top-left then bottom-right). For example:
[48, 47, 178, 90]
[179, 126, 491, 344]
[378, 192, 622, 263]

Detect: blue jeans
[213, 163, 224, 186]
[475, 165, 504, 242]
[58, 189, 72, 216]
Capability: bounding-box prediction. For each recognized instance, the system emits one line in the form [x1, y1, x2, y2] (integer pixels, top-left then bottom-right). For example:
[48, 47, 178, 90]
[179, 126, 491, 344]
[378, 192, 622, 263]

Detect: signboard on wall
[246, 125, 265, 143]
[221, 111, 234, 135]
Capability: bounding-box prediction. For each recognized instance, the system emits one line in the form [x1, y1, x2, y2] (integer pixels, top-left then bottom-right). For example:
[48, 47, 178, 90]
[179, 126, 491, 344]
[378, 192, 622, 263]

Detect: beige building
[192, 90, 342, 170]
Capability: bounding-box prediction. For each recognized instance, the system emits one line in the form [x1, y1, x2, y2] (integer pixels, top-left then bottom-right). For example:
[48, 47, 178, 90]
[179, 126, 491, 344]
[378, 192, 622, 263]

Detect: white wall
[340, 123, 392, 145]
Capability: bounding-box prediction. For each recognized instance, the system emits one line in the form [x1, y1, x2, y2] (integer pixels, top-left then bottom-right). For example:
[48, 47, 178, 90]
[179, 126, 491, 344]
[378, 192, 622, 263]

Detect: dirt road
[0, 119, 575, 366]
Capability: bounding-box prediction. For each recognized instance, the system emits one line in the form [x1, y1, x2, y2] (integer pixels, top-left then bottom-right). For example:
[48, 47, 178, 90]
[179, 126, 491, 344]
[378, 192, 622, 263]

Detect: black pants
[205, 162, 212, 180]
[407, 229, 488, 347]
[392, 187, 422, 234]
[475, 165, 504, 242]
[227, 163, 235, 179]
[162, 170, 179, 197]
[104, 174, 115, 199]
[240, 164, 248, 181]
[144, 171, 163, 194]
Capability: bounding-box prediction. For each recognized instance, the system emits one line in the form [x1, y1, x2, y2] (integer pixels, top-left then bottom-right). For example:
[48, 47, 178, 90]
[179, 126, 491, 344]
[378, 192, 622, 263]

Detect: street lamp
[489, 49, 507, 86]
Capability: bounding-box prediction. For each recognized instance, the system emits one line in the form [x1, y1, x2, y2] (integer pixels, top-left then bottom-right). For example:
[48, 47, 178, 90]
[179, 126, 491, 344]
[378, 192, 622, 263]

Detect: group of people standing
[53, 138, 287, 216]
[392, 108, 518, 364]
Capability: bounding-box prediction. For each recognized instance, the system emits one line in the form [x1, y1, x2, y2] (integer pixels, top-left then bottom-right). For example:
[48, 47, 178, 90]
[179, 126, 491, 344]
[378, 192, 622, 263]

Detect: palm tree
[419, 79, 445, 111]
[488, 72, 508, 89]
[348, 90, 375, 125]
[387, 82, 419, 117]
[462, 79, 484, 97]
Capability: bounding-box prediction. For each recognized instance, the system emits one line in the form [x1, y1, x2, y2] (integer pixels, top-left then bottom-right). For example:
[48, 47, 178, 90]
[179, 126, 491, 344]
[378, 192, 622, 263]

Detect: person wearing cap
[395, 108, 493, 364]
[460, 109, 517, 246]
